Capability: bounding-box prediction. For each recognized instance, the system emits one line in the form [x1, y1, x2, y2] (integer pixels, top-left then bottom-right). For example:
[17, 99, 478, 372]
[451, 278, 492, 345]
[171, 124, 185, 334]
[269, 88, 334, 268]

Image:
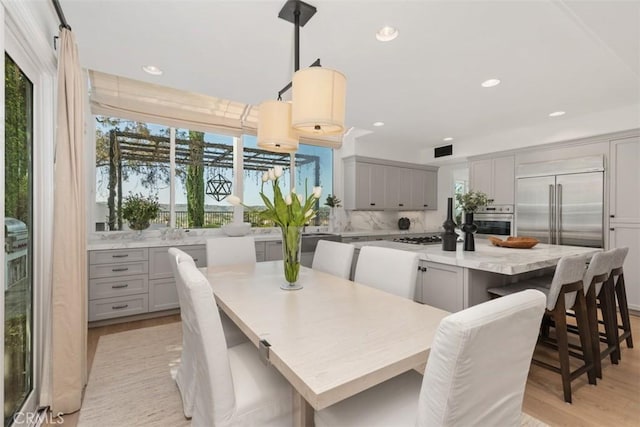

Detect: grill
[5, 218, 28, 253]
[393, 235, 442, 245]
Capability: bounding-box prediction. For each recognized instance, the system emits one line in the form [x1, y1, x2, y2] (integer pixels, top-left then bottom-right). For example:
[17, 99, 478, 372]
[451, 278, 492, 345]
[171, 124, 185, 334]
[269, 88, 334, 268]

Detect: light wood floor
[50, 314, 639, 426]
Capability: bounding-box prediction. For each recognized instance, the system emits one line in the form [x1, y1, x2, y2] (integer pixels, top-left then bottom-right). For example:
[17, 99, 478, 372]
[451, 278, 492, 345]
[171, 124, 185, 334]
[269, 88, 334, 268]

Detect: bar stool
[488, 254, 595, 403]
[580, 250, 614, 379]
[600, 247, 633, 363]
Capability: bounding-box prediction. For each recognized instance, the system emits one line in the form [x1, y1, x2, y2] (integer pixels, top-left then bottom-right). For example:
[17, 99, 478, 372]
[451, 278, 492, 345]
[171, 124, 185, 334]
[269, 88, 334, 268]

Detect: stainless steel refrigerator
[515, 156, 604, 248]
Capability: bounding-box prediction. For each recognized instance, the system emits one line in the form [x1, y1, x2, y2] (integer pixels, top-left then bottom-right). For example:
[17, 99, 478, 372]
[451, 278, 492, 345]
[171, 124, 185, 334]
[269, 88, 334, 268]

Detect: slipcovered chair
[205, 237, 254, 347]
[168, 247, 198, 418]
[311, 240, 355, 279]
[354, 246, 420, 299]
[314, 290, 546, 427]
[206, 236, 257, 267]
[178, 261, 293, 427]
[488, 254, 595, 403]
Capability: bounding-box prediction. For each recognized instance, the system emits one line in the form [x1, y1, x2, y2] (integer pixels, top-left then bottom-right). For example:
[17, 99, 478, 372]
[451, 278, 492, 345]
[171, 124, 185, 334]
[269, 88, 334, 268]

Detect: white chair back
[312, 240, 355, 279]
[177, 262, 236, 426]
[354, 246, 419, 299]
[546, 254, 587, 311]
[206, 236, 256, 267]
[610, 246, 629, 270]
[584, 250, 614, 296]
[168, 247, 197, 417]
[416, 289, 546, 427]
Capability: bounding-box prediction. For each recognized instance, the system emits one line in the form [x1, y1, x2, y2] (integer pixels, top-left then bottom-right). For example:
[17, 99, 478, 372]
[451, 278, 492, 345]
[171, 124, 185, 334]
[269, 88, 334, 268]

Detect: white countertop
[87, 228, 443, 250]
[351, 240, 601, 275]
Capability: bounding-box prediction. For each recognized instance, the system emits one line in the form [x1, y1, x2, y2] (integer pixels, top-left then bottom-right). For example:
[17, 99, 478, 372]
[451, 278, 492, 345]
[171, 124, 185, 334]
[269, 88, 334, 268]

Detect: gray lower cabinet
[88, 248, 150, 322]
[416, 261, 464, 312]
[88, 245, 206, 322]
[255, 241, 266, 262]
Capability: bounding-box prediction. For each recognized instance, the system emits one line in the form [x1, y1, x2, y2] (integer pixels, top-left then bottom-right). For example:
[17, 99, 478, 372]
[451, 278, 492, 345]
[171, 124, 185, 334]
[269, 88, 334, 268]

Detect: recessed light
[481, 79, 501, 88]
[373, 121, 385, 127]
[549, 111, 566, 117]
[443, 137, 454, 141]
[142, 65, 163, 76]
[376, 26, 398, 42]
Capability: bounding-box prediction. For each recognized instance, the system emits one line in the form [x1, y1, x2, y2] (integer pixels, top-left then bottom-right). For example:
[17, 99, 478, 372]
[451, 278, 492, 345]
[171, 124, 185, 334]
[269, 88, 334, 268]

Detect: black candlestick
[442, 197, 457, 251]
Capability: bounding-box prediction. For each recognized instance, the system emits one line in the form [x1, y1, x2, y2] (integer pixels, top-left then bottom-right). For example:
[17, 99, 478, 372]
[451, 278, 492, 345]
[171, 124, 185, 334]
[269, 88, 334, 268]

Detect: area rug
[78, 322, 548, 426]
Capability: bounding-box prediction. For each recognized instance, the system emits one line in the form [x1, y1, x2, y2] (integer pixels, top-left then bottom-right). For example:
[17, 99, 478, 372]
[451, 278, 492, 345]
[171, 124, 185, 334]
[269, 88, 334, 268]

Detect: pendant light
[257, 0, 346, 153]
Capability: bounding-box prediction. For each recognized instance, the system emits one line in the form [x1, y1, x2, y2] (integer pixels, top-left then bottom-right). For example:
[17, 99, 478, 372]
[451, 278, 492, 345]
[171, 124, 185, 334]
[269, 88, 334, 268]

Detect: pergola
[105, 130, 321, 229]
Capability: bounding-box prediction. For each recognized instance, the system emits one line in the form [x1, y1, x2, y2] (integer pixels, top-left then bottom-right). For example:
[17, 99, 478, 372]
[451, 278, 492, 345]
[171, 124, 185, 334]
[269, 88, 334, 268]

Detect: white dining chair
[206, 237, 254, 347]
[311, 240, 355, 279]
[206, 236, 256, 267]
[177, 261, 293, 427]
[314, 289, 546, 427]
[354, 246, 420, 299]
[168, 247, 198, 418]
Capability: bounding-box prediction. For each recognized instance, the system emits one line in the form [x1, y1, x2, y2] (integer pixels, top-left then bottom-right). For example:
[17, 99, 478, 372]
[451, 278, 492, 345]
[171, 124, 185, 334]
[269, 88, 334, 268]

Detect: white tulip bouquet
[227, 165, 322, 287]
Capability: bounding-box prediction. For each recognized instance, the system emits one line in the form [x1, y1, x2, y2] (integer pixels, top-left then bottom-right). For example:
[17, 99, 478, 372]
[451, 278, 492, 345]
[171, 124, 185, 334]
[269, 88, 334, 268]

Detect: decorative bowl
[488, 236, 539, 249]
[222, 222, 251, 237]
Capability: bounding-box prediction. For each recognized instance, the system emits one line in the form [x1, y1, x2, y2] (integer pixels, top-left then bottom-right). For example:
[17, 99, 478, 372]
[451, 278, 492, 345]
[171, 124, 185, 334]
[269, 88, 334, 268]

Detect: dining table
[201, 261, 450, 427]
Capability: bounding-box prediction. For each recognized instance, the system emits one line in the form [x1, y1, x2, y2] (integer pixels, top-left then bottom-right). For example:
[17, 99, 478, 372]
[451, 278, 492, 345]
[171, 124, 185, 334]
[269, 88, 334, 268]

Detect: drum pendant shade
[257, 100, 299, 153]
[292, 67, 346, 135]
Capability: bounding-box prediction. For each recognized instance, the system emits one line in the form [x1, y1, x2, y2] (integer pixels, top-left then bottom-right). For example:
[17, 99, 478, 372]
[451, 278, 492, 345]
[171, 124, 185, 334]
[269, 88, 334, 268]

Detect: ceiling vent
[434, 144, 453, 158]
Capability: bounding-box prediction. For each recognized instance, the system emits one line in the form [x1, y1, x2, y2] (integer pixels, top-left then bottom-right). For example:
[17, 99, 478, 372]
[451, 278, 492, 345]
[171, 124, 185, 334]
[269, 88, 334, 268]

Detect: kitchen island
[351, 239, 600, 311]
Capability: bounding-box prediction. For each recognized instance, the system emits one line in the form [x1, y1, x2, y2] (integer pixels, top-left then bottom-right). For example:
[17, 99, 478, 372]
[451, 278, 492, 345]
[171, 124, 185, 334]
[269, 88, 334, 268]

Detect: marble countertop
[350, 239, 601, 275]
[87, 228, 443, 250]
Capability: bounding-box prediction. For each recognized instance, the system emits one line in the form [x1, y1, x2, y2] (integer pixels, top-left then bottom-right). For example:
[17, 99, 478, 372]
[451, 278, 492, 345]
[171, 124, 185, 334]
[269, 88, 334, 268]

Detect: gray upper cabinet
[344, 156, 438, 210]
[609, 136, 640, 223]
[469, 155, 515, 205]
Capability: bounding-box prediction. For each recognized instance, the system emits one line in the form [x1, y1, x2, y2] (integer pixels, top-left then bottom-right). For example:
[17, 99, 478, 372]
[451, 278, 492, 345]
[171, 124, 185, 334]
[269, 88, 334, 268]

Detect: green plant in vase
[121, 193, 160, 231]
[227, 166, 321, 289]
[455, 190, 491, 251]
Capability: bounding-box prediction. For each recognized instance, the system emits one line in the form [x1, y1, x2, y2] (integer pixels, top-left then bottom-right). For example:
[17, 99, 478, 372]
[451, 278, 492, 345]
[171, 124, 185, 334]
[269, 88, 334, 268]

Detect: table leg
[293, 390, 314, 427]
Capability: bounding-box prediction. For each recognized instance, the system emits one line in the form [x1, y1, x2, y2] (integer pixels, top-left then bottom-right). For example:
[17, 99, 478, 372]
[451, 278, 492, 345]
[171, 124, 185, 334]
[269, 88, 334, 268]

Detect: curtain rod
[51, 0, 71, 30]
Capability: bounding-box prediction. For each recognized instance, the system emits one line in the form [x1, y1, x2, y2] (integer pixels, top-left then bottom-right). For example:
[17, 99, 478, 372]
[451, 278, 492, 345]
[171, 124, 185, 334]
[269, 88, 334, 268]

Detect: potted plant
[324, 194, 342, 232]
[121, 192, 160, 231]
[455, 190, 491, 251]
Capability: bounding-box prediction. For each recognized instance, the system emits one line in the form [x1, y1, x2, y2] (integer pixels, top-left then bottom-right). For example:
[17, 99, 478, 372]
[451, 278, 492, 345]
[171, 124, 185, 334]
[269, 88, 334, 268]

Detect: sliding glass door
[4, 53, 33, 426]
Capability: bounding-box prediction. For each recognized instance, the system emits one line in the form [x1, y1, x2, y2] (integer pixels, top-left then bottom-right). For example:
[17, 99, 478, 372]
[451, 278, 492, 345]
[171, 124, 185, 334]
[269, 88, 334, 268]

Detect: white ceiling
[60, 0, 640, 158]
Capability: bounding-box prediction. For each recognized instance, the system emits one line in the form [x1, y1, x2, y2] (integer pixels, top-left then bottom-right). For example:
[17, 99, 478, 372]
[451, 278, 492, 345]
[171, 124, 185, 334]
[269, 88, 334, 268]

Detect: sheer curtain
[40, 27, 87, 414]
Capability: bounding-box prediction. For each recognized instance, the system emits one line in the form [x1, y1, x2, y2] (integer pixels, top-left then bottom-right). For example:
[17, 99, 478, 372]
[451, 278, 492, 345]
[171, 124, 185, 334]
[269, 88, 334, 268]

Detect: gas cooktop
[393, 235, 442, 245]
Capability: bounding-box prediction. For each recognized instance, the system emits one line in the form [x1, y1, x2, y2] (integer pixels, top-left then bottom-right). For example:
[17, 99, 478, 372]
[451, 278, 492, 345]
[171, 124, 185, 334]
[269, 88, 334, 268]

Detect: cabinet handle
[112, 304, 129, 310]
[417, 266, 427, 272]
[112, 267, 129, 272]
[111, 284, 129, 289]
[423, 204, 428, 207]
[610, 228, 615, 231]
[112, 254, 129, 258]
[399, 203, 404, 207]
[193, 258, 198, 262]
[370, 203, 376, 206]
[610, 214, 615, 218]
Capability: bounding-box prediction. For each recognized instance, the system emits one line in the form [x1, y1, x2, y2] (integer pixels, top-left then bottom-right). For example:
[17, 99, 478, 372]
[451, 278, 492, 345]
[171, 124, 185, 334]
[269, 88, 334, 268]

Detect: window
[94, 119, 334, 231]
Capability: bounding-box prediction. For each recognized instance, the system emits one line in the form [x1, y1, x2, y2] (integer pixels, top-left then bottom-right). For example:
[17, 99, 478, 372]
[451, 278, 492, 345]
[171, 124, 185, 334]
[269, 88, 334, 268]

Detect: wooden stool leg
[600, 277, 620, 364]
[586, 287, 602, 378]
[553, 310, 573, 403]
[615, 274, 634, 349]
[574, 291, 597, 385]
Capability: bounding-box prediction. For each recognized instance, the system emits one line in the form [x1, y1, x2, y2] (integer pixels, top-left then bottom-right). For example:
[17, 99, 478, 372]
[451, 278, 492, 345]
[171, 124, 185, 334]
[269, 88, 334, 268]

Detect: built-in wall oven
[474, 205, 514, 237]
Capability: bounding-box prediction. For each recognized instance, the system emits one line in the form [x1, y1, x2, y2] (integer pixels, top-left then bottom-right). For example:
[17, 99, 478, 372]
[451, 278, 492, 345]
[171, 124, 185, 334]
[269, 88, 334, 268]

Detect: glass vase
[280, 225, 303, 290]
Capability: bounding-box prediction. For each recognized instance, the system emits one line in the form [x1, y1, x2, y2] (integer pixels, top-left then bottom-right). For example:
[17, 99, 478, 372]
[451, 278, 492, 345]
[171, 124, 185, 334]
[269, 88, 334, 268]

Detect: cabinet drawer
[149, 245, 206, 280]
[149, 278, 180, 312]
[89, 274, 149, 300]
[89, 294, 148, 322]
[89, 261, 148, 279]
[89, 248, 148, 265]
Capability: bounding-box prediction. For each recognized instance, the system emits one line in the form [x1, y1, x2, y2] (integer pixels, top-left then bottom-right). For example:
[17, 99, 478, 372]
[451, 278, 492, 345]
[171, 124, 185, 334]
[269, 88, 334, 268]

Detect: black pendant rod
[51, 0, 71, 30]
[276, 0, 320, 100]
